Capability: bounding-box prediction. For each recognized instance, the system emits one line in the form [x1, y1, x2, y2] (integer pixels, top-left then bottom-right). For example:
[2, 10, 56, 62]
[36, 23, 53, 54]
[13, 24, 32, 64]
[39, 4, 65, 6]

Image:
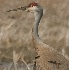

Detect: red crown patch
[28, 2, 38, 7]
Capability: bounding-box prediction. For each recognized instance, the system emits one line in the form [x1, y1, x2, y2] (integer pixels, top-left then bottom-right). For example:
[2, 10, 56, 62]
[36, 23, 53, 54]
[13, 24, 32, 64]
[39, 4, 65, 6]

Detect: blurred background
[0, 0, 68, 69]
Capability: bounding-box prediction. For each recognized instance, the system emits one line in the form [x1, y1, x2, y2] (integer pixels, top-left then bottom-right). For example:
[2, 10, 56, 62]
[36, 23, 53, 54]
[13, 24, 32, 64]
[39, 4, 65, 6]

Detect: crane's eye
[28, 2, 38, 7]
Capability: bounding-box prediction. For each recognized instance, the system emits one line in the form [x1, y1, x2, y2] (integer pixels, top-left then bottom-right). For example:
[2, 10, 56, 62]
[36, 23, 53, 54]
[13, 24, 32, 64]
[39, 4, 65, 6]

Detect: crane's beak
[18, 5, 31, 11]
[17, 6, 30, 11]
[7, 6, 29, 12]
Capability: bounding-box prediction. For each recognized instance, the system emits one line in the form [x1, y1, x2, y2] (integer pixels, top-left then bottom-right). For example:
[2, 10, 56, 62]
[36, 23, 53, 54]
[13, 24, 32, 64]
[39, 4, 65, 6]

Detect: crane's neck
[33, 9, 43, 41]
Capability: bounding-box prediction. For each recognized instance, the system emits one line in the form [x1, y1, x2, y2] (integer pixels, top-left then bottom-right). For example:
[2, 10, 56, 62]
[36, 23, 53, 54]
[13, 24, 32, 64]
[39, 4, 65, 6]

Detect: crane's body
[11, 2, 68, 70]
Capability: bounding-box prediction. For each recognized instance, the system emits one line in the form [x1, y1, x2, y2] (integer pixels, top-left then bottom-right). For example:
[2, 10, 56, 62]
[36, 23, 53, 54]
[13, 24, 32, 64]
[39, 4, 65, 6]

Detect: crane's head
[25, 2, 43, 14]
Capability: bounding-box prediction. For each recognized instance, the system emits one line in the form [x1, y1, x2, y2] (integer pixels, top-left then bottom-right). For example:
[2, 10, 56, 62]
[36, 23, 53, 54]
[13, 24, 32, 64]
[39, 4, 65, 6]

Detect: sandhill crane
[24, 2, 68, 70]
[8, 2, 68, 70]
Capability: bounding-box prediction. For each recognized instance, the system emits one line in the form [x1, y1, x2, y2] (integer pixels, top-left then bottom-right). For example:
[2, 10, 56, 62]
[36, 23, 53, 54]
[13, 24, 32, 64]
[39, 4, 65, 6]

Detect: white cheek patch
[26, 6, 38, 13]
[29, 6, 37, 11]
[33, 6, 37, 9]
